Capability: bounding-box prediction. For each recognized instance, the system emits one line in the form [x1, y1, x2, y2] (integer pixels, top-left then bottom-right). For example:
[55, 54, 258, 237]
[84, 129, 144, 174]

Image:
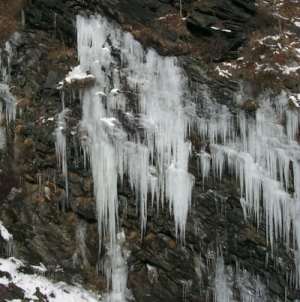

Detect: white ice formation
[55, 105, 69, 208]
[0, 41, 16, 130]
[63, 12, 300, 300]
[76, 15, 194, 247]
[197, 90, 300, 285]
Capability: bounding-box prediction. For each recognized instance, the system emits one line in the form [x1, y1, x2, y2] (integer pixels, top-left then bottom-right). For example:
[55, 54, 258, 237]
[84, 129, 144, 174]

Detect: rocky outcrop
[24, 0, 256, 59]
[186, 0, 256, 60]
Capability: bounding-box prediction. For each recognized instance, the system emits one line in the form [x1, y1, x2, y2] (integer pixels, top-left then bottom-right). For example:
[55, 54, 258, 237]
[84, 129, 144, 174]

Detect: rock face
[0, 0, 299, 302]
[25, 0, 256, 58]
[186, 0, 256, 59]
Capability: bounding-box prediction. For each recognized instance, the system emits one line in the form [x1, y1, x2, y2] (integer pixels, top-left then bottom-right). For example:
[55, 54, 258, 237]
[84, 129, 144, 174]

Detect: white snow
[215, 66, 232, 78]
[0, 257, 100, 302]
[290, 95, 300, 108]
[95, 91, 107, 97]
[65, 65, 95, 85]
[31, 263, 47, 274]
[282, 65, 300, 75]
[110, 88, 121, 96]
[210, 26, 232, 33]
[101, 117, 117, 128]
[0, 221, 12, 242]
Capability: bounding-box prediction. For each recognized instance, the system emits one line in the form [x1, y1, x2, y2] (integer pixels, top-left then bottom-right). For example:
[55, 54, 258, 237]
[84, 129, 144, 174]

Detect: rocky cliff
[0, 0, 299, 301]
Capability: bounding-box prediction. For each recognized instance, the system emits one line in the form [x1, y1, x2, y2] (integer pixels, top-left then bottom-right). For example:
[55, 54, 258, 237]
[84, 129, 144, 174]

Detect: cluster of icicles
[197, 91, 300, 285]
[75, 15, 194, 247]
[0, 41, 16, 150]
[213, 255, 267, 302]
[55, 14, 300, 298]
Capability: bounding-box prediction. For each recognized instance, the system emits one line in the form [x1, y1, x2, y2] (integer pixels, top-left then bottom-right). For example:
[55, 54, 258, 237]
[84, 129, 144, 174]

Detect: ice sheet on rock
[237, 270, 267, 302]
[214, 256, 233, 302]
[0, 257, 100, 302]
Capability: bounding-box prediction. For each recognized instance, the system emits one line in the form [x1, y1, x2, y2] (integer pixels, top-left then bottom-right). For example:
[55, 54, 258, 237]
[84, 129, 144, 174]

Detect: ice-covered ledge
[58, 65, 95, 89]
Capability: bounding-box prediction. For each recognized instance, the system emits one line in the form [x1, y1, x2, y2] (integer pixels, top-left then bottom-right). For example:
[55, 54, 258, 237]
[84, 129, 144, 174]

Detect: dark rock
[0, 283, 24, 301]
[186, 0, 256, 59]
[72, 197, 97, 221]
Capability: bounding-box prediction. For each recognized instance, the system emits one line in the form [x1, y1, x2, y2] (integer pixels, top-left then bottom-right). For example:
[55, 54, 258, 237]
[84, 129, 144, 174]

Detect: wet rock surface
[0, 0, 297, 301]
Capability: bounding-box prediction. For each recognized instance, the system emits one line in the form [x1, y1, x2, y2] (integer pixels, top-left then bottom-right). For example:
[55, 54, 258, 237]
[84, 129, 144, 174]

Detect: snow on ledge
[0, 257, 101, 302]
[290, 94, 300, 108]
[58, 65, 96, 89]
[215, 66, 232, 78]
[0, 221, 13, 242]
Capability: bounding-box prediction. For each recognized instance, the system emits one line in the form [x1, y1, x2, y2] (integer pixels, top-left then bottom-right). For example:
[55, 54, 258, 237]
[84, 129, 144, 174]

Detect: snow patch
[0, 257, 100, 302]
[65, 65, 95, 85]
[0, 221, 12, 242]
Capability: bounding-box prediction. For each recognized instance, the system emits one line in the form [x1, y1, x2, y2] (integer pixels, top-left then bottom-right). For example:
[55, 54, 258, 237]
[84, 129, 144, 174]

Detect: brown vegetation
[0, 0, 26, 43]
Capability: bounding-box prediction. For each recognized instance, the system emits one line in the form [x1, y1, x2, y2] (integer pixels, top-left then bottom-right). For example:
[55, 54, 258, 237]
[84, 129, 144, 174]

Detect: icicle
[21, 9, 26, 28]
[122, 142, 150, 234]
[166, 162, 194, 241]
[74, 220, 89, 268]
[0, 220, 14, 257]
[104, 231, 130, 302]
[197, 150, 211, 184]
[0, 102, 6, 150]
[200, 91, 300, 284]
[0, 84, 16, 123]
[286, 110, 299, 141]
[0, 42, 16, 124]
[181, 280, 192, 302]
[55, 108, 69, 208]
[214, 256, 233, 302]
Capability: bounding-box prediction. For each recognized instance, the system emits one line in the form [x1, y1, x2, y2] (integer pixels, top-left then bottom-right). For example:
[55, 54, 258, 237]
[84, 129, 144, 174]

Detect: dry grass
[0, 0, 26, 42]
[279, 0, 300, 20]
[128, 23, 194, 55]
[221, 0, 300, 94]
[47, 46, 76, 61]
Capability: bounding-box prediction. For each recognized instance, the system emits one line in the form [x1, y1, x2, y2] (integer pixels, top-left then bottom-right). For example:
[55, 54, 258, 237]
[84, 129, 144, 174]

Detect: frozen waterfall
[76, 15, 194, 247]
[197, 91, 300, 285]
[71, 12, 300, 301]
[75, 14, 195, 300]
[0, 41, 16, 140]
